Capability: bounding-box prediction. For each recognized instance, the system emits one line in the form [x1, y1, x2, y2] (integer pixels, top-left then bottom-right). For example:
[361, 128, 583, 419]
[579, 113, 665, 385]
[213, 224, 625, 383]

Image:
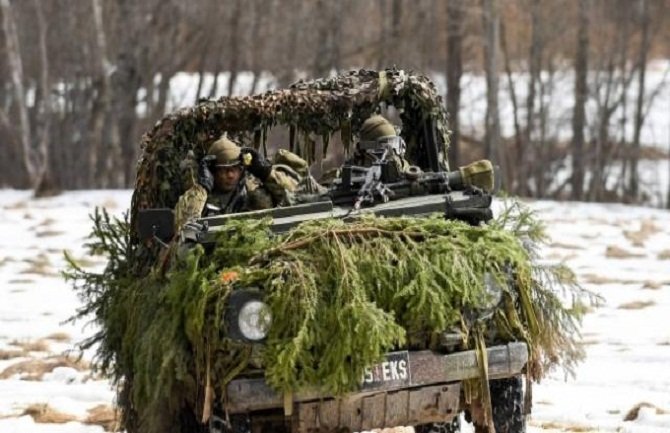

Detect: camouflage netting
[131, 68, 449, 247]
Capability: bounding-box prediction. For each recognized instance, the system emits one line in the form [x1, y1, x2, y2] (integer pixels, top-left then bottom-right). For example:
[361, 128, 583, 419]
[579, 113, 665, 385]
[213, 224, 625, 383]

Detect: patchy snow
[0, 190, 669, 432]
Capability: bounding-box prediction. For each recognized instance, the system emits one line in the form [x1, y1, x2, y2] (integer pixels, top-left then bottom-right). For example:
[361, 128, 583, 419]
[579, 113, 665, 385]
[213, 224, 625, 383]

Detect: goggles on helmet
[214, 161, 242, 169]
[358, 135, 406, 157]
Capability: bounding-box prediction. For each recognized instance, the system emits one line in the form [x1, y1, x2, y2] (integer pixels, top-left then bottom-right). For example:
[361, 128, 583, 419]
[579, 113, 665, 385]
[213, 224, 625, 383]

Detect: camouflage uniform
[351, 115, 410, 173]
[321, 115, 411, 183]
[173, 136, 300, 230]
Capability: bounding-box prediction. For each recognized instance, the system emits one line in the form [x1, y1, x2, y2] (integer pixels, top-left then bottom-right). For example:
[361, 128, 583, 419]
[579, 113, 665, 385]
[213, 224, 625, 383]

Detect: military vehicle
[129, 69, 531, 433]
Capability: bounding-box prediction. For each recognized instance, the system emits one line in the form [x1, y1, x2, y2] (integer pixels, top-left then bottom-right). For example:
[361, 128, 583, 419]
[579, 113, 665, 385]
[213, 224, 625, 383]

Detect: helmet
[358, 115, 405, 157]
[359, 115, 397, 142]
[208, 135, 241, 167]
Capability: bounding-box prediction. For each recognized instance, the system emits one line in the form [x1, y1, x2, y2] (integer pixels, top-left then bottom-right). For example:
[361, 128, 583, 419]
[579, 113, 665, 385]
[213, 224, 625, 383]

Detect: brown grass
[36, 230, 65, 238]
[623, 219, 661, 247]
[46, 332, 71, 342]
[41, 217, 56, 226]
[531, 420, 596, 432]
[21, 404, 77, 424]
[102, 198, 119, 209]
[617, 300, 656, 310]
[0, 355, 89, 380]
[550, 242, 585, 250]
[581, 273, 639, 285]
[10, 339, 51, 352]
[65, 252, 98, 268]
[8, 278, 35, 284]
[624, 402, 669, 421]
[5, 200, 28, 209]
[606, 245, 645, 259]
[642, 281, 663, 290]
[658, 250, 670, 260]
[84, 405, 120, 431]
[0, 349, 25, 360]
[20, 253, 57, 276]
[547, 252, 578, 261]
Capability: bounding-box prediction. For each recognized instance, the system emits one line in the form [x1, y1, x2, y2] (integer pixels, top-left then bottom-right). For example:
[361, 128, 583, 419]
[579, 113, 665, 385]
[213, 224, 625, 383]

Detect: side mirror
[136, 209, 175, 244]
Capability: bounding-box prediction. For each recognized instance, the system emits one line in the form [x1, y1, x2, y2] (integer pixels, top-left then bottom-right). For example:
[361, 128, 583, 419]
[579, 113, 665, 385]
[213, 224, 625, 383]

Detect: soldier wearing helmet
[200, 135, 277, 215]
[173, 134, 300, 227]
[351, 114, 410, 173]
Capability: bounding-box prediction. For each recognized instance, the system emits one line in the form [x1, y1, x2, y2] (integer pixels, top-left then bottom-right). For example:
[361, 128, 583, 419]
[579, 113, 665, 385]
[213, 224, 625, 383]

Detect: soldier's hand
[198, 156, 215, 192]
[240, 147, 272, 181]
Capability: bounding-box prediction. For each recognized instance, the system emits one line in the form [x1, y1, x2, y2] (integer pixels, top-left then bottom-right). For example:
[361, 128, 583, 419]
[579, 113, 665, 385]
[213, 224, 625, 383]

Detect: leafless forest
[0, 0, 668, 206]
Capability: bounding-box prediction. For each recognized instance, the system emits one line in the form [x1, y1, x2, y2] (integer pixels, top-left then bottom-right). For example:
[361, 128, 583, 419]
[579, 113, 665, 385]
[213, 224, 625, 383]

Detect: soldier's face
[214, 165, 243, 192]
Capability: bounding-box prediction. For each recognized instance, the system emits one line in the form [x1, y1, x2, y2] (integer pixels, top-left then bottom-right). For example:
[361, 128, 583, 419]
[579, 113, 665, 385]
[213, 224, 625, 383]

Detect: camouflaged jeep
[133, 69, 530, 433]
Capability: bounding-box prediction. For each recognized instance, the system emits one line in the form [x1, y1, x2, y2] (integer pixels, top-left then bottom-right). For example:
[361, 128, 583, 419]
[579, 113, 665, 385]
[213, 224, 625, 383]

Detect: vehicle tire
[489, 376, 526, 433]
[209, 411, 292, 433]
[208, 414, 245, 433]
[414, 416, 461, 433]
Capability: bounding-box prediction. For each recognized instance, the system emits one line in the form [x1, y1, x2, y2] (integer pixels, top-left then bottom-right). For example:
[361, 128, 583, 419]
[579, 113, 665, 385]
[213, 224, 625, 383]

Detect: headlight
[226, 290, 272, 342]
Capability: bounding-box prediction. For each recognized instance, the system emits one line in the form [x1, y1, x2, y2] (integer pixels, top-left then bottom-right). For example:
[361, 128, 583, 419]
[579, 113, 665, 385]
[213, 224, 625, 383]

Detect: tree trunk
[571, 0, 589, 200]
[32, 0, 55, 196]
[481, 0, 506, 188]
[376, 0, 388, 69]
[499, 19, 523, 194]
[330, 0, 345, 73]
[446, 0, 463, 169]
[248, 0, 265, 95]
[313, 0, 331, 78]
[226, 0, 243, 97]
[524, 0, 543, 196]
[629, 0, 650, 201]
[90, 0, 114, 187]
[615, 0, 631, 196]
[390, 0, 402, 65]
[1, 0, 35, 185]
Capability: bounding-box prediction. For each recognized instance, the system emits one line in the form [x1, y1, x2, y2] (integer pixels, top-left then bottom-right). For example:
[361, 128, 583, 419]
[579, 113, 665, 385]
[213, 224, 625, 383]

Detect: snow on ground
[0, 190, 669, 433]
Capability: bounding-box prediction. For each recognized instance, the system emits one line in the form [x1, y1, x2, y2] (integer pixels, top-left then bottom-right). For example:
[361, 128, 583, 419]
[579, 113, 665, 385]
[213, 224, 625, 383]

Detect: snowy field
[0, 190, 669, 433]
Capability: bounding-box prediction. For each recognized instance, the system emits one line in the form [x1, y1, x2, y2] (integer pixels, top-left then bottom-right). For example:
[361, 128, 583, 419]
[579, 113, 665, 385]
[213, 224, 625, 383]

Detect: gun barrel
[446, 170, 464, 190]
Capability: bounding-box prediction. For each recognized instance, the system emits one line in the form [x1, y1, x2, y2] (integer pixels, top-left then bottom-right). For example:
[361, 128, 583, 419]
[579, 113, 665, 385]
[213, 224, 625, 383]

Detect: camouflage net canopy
[131, 68, 450, 238]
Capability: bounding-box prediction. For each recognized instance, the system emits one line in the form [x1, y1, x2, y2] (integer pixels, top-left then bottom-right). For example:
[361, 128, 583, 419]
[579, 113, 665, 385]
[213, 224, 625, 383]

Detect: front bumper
[225, 342, 528, 431]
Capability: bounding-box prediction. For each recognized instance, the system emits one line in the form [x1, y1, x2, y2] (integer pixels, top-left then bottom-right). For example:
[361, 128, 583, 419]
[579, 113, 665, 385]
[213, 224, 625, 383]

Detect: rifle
[328, 157, 494, 225]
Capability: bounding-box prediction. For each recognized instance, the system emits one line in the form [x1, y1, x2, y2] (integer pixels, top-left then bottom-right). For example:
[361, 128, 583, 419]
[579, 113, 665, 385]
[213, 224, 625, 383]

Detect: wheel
[414, 416, 460, 433]
[209, 414, 250, 433]
[489, 376, 526, 433]
[209, 413, 291, 433]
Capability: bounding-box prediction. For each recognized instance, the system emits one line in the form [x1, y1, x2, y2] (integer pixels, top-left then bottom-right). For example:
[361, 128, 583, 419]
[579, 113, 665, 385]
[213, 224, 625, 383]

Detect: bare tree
[31, 0, 55, 195]
[571, 0, 589, 200]
[525, 0, 543, 196]
[0, 0, 53, 191]
[481, 0, 506, 188]
[89, 0, 118, 187]
[446, 0, 464, 168]
[629, 0, 651, 200]
[226, 0, 243, 97]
